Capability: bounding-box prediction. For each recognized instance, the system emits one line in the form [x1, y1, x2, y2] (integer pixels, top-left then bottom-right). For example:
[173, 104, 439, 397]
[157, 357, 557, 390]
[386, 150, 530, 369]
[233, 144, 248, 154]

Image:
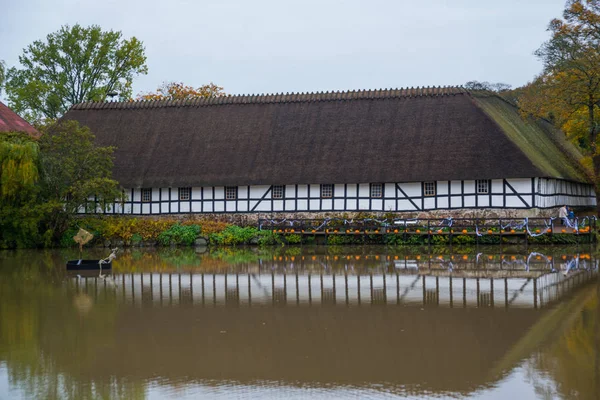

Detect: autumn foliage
[136, 81, 225, 101]
[513, 0, 600, 212]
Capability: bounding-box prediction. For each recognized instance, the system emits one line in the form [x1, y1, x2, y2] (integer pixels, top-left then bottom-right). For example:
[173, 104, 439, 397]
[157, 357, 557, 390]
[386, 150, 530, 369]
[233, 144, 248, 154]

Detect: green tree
[5, 24, 147, 122]
[0, 132, 43, 248]
[38, 120, 122, 239]
[0, 121, 122, 248]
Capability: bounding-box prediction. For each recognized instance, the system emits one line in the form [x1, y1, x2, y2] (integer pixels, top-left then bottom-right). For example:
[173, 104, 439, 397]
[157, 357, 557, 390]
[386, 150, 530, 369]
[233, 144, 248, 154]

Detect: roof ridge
[70, 86, 468, 110]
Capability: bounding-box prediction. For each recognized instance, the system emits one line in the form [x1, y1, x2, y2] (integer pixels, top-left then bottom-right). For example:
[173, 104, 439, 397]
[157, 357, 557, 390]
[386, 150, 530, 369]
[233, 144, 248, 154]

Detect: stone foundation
[83, 207, 572, 226]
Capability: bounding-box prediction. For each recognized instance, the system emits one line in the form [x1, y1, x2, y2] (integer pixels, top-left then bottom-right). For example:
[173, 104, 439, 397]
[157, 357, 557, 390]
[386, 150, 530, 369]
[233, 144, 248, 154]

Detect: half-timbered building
[62, 87, 595, 215]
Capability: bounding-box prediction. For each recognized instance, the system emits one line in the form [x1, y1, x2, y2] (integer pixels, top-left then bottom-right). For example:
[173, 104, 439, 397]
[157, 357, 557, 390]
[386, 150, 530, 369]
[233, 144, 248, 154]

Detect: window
[179, 187, 191, 201]
[371, 183, 383, 198]
[321, 184, 333, 198]
[225, 186, 237, 200]
[476, 180, 489, 194]
[272, 185, 284, 199]
[141, 188, 152, 202]
[424, 182, 436, 196]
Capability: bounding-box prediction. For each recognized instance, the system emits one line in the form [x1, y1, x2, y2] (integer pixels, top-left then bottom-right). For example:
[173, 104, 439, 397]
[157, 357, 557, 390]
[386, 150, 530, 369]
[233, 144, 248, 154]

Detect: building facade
[64, 87, 596, 215]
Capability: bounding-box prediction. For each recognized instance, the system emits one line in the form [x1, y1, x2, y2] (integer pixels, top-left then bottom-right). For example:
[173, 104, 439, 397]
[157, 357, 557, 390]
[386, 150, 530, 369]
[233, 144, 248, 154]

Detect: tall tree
[38, 120, 121, 238]
[518, 0, 600, 210]
[137, 81, 225, 101]
[5, 24, 147, 122]
[0, 121, 122, 248]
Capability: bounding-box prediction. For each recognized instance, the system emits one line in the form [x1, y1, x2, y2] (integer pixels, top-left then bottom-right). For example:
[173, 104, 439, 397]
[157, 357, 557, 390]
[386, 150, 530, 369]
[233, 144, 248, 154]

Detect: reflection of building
[63, 89, 595, 215]
[61, 269, 597, 398]
[73, 265, 597, 309]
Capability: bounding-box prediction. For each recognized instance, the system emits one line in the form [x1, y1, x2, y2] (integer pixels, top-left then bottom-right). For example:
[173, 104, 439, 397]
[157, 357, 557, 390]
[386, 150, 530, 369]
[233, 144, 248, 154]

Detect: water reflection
[0, 246, 598, 399]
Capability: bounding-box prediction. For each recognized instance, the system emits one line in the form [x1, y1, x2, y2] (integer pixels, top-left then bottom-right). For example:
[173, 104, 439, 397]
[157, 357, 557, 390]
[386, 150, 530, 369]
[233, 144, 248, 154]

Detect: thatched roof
[0, 101, 38, 136]
[63, 87, 589, 188]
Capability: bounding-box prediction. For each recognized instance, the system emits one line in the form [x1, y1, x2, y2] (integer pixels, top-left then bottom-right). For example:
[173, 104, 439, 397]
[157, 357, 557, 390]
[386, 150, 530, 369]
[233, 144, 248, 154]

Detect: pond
[0, 245, 598, 399]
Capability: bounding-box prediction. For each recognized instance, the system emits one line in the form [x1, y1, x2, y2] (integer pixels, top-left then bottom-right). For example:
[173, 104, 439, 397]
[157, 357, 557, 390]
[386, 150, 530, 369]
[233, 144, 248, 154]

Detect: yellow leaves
[0, 134, 40, 199]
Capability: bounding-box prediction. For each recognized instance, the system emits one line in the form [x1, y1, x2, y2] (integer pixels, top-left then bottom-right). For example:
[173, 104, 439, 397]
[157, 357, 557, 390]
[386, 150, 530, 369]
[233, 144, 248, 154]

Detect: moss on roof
[471, 93, 589, 183]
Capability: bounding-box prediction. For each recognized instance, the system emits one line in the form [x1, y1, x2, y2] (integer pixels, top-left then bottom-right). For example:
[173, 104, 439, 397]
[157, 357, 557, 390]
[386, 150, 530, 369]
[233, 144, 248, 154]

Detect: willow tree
[0, 133, 42, 248]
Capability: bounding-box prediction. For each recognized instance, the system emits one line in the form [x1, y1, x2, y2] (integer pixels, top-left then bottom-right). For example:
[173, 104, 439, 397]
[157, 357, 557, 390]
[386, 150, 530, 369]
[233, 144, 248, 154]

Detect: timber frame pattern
[84, 177, 595, 215]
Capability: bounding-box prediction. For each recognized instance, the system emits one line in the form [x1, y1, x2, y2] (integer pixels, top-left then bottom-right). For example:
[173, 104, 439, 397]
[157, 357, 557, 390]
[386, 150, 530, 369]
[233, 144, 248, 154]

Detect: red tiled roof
[0, 101, 38, 136]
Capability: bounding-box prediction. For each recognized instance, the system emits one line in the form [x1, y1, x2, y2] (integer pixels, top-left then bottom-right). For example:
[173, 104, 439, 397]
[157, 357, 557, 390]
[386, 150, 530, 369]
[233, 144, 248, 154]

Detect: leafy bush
[197, 220, 231, 235]
[158, 223, 201, 246]
[256, 230, 283, 246]
[209, 225, 258, 246]
[285, 234, 303, 244]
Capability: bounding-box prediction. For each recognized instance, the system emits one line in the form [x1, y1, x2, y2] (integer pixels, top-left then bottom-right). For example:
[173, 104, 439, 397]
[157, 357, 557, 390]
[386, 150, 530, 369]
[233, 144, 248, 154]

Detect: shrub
[256, 230, 284, 246]
[285, 234, 303, 244]
[197, 220, 231, 235]
[158, 223, 201, 246]
[209, 225, 259, 246]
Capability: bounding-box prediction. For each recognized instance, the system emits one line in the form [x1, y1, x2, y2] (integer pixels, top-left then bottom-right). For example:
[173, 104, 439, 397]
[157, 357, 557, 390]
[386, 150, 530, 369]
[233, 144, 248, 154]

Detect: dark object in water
[66, 259, 112, 270]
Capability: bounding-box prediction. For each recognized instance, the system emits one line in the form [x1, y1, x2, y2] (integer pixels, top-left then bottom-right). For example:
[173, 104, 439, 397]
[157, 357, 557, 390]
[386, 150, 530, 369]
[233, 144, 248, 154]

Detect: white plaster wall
[81, 178, 596, 215]
[437, 181, 448, 195]
[399, 182, 420, 196]
[346, 184, 357, 197]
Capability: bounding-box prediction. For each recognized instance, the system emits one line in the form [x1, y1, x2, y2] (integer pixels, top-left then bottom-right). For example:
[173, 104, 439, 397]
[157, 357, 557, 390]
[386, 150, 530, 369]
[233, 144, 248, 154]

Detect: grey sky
[1, 0, 565, 97]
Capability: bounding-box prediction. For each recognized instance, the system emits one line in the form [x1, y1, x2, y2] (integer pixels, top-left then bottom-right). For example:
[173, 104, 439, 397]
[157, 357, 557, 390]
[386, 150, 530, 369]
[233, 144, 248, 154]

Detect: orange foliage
[136, 81, 225, 101]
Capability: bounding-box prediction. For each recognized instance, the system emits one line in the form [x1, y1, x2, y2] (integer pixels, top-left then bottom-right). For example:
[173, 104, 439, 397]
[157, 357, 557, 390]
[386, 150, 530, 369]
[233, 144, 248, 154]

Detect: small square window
[179, 187, 191, 201]
[371, 183, 383, 198]
[141, 188, 152, 202]
[424, 182, 436, 197]
[272, 185, 284, 199]
[476, 180, 489, 194]
[225, 186, 237, 200]
[321, 184, 333, 198]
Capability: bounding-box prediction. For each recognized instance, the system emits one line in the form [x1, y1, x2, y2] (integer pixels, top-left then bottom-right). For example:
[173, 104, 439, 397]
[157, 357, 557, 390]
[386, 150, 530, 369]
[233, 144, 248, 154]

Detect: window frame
[225, 186, 238, 200]
[370, 183, 383, 198]
[272, 185, 284, 199]
[476, 180, 489, 194]
[179, 187, 191, 201]
[423, 182, 436, 197]
[141, 188, 152, 203]
[321, 184, 333, 198]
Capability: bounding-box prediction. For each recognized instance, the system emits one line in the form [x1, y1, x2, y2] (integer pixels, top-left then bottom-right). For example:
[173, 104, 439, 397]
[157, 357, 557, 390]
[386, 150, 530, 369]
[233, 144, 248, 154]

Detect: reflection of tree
[0, 257, 145, 399]
[526, 284, 599, 399]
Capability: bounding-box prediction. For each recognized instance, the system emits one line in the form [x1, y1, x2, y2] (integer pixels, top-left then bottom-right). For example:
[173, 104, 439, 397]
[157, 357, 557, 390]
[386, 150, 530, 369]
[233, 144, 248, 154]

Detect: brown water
[0, 246, 598, 400]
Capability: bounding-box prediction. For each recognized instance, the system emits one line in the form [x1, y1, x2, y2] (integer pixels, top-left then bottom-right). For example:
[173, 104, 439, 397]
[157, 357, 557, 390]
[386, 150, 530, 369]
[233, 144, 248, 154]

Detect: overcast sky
[1, 0, 566, 97]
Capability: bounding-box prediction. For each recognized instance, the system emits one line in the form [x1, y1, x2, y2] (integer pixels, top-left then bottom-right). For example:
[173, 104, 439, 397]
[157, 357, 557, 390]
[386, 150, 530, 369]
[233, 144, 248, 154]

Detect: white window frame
[370, 183, 383, 198]
[272, 185, 284, 199]
[476, 180, 489, 194]
[179, 187, 191, 201]
[141, 188, 152, 202]
[321, 184, 333, 198]
[424, 182, 436, 197]
[225, 186, 237, 200]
